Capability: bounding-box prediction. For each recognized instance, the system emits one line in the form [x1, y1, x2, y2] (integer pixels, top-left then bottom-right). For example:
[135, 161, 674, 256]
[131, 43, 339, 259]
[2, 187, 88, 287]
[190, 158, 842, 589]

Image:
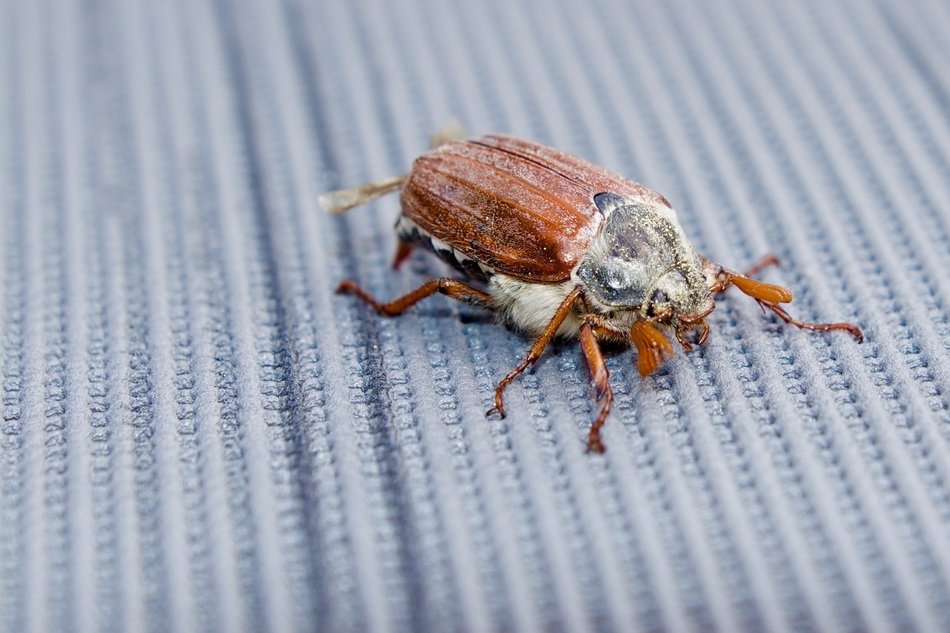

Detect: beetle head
[575, 194, 712, 327]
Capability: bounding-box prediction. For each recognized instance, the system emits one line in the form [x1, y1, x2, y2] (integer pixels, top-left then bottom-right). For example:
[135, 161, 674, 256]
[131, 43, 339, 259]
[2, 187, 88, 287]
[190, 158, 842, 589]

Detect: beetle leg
[578, 312, 629, 344]
[675, 329, 693, 351]
[580, 319, 612, 454]
[742, 254, 780, 278]
[697, 321, 710, 346]
[337, 278, 493, 315]
[755, 300, 864, 343]
[320, 175, 407, 214]
[430, 120, 467, 148]
[391, 240, 414, 270]
[487, 287, 582, 419]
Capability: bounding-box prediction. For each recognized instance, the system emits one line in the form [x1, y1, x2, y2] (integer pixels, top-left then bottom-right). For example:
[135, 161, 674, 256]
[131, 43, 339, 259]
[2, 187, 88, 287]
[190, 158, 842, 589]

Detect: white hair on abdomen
[489, 274, 582, 339]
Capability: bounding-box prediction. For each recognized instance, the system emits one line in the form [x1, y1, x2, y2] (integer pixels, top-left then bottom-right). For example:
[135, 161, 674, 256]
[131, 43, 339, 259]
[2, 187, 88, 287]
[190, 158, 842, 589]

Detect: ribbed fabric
[0, 0, 948, 631]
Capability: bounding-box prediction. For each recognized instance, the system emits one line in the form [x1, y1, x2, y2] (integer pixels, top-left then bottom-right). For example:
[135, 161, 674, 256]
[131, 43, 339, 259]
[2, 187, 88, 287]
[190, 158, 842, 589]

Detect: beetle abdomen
[395, 215, 494, 283]
[400, 135, 669, 283]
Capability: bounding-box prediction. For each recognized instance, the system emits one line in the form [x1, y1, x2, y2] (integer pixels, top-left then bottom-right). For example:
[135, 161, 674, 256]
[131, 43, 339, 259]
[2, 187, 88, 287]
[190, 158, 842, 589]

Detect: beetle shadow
[398, 301, 494, 325]
[456, 310, 496, 325]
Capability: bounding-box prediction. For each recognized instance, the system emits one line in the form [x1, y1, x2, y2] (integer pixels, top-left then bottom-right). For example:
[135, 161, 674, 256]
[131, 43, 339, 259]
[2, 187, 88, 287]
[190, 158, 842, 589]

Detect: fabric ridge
[0, 0, 948, 631]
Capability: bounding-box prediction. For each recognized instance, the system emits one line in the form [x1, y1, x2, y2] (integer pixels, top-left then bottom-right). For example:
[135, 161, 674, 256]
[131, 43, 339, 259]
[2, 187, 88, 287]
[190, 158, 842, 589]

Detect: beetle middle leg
[487, 287, 582, 419]
[337, 278, 493, 315]
[320, 175, 407, 215]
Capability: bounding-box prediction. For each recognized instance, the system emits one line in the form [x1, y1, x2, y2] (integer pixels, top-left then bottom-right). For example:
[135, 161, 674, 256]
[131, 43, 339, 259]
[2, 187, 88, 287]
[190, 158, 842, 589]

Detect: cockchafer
[322, 127, 863, 452]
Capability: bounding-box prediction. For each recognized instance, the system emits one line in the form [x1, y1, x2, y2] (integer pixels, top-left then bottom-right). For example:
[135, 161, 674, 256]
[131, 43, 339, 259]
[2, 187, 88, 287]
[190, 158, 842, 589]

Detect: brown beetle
[323, 128, 863, 452]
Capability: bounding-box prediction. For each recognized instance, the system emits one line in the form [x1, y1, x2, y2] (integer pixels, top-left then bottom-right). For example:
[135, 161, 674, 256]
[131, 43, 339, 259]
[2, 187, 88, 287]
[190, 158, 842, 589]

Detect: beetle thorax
[573, 196, 711, 325]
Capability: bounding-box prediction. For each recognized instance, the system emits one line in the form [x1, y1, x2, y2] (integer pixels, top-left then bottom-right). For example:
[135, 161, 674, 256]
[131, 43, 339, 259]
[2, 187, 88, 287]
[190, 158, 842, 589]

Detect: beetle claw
[486, 404, 506, 419]
[335, 280, 354, 294]
[486, 384, 510, 419]
[586, 437, 606, 454]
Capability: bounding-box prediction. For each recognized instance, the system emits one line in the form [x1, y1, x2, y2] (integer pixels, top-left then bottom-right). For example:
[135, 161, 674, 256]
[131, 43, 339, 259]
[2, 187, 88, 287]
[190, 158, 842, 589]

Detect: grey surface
[1, 0, 949, 631]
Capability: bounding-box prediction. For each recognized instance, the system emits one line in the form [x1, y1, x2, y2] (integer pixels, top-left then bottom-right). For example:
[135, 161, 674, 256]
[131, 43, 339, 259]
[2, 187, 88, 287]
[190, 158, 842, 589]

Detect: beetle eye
[650, 289, 668, 305]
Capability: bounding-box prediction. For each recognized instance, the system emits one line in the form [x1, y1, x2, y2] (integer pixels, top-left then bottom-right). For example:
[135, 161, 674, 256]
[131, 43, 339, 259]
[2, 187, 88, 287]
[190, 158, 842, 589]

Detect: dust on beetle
[322, 126, 863, 453]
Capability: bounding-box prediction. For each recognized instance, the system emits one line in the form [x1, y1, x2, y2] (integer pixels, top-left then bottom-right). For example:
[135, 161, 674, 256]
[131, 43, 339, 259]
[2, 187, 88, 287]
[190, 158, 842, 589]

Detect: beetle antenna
[729, 274, 794, 304]
[320, 175, 407, 214]
[630, 321, 673, 376]
[710, 265, 794, 304]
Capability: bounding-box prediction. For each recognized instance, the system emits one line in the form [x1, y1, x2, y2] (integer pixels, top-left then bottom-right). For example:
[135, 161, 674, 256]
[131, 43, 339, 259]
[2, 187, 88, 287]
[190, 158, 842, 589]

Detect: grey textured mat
[1, 0, 949, 631]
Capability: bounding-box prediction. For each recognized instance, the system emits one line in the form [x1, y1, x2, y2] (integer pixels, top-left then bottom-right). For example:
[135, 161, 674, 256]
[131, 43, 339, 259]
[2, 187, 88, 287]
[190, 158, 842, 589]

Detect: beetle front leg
[337, 278, 493, 315]
[487, 287, 582, 419]
[579, 320, 612, 453]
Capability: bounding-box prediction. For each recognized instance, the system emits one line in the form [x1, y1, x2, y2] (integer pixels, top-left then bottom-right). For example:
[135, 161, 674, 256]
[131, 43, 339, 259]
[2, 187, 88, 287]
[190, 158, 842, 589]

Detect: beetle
[322, 129, 863, 452]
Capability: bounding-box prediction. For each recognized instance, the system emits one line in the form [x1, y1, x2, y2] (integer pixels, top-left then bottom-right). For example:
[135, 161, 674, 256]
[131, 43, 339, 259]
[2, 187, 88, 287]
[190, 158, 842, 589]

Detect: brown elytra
[400, 135, 670, 282]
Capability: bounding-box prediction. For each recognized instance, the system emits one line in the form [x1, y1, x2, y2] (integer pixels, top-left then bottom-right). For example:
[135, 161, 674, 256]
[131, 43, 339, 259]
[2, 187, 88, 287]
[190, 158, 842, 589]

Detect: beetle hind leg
[320, 175, 407, 215]
[337, 278, 493, 316]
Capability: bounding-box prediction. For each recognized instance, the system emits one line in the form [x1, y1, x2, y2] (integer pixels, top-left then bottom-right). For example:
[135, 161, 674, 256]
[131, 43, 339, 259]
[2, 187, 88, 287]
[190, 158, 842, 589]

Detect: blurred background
[1, 0, 948, 631]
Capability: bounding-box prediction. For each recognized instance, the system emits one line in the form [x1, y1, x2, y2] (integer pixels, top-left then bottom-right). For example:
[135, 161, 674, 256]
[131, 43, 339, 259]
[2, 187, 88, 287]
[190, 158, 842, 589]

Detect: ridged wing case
[399, 134, 670, 282]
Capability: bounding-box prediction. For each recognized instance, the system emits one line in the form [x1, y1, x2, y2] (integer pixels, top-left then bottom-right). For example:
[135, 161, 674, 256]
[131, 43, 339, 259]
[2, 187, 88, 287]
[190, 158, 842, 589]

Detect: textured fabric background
[1, 0, 949, 631]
